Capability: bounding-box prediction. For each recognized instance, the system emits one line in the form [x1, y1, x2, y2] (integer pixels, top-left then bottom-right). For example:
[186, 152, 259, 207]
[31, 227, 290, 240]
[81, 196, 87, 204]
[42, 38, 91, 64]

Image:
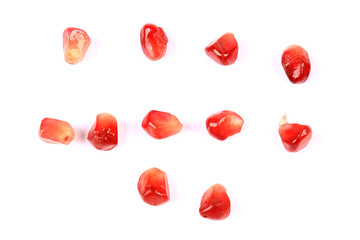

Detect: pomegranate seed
[205, 33, 238, 65]
[87, 113, 118, 151]
[281, 44, 311, 84]
[278, 114, 312, 152]
[137, 167, 170, 206]
[199, 184, 231, 220]
[206, 110, 244, 141]
[140, 23, 168, 61]
[63, 27, 91, 65]
[142, 110, 183, 139]
[39, 118, 75, 145]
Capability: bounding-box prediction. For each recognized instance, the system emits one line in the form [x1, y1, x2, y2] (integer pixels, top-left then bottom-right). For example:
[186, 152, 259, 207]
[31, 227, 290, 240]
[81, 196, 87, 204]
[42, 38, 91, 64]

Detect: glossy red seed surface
[206, 110, 244, 140]
[205, 33, 238, 65]
[39, 118, 75, 145]
[281, 45, 311, 84]
[140, 23, 168, 61]
[199, 184, 231, 220]
[137, 167, 170, 206]
[87, 113, 118, 151]
[142, 110, 183, 139]
[63, 27, 91, 65]
[278, 115, 312, 152]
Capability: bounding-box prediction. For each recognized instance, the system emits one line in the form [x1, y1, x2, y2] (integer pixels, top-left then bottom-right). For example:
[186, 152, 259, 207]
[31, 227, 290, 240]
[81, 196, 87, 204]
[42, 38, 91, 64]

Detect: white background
[1, 0, 360, 239]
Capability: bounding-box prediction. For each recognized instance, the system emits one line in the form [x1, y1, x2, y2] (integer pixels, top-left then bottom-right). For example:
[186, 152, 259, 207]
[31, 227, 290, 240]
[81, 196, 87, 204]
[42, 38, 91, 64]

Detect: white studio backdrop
[0, 0, 359, 239]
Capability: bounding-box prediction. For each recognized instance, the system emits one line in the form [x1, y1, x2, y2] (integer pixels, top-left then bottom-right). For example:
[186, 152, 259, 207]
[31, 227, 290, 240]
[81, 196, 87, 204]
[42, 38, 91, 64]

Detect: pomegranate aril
[205, 33, 238, 65]
[142, 110, 183, 139]
[278, 114, 312, 152]
[87, 113, 118, 151]
[281, 44, 311, 84]
[199, 184, 231, 220]
[63, 27, 91, 65]
[140, 23, 168, 61]
[206, 110, 244, 141]
[39, 118, 75, 145]
[137, 167, 170, 206]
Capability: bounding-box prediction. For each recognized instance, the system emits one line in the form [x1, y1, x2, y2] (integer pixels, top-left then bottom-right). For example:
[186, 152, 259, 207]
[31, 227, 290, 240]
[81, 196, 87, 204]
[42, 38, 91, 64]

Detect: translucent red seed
[278, 115, 312, 152]
[142, 110, 183, 139]
[205, 33, 239, 65]
[199, 184, 231, 220]
[63, 27, 91, 65]
[87, 113, 118, 151]
[39, 118, 75, 145]
[140, 23, 168, 61]
[281, 45, 311, 84]
[206, 110, 244, 140]
[137, 167, 170, 206]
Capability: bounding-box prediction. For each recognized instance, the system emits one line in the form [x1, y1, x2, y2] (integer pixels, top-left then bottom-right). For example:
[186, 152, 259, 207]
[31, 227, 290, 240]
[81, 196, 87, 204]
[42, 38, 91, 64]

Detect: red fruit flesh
[87, 113, 118, 151]
[140, 23, 168, 61]
[137, 167, 170, 206]
[142, 110, 183, 139]
[281, 45, 311, 84]
[205, 33, 238, 65]
[39, 118, 75, 145]
[199, 184, 231, 220]
[206, 110, 244, 140]
[278, 115, 312, 152]
[63, 27, 91, 65]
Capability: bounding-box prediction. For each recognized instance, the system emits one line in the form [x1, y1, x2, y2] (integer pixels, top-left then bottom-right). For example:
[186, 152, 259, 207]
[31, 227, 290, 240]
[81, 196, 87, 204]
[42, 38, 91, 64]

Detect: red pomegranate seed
[199, 184, 231, 220]
[278, 114, 312, 152]
[206, 110, 244, 141]
[39, 118, 75, 145]
[281, 44, 311, 84]
[87, 113, 118, 151]
[137, 167, 170, 206]
[142, 110, 183, 139]
[140, 23, 168, 61]
[63, 27, 91, 65]
[205, 33, 238, 65]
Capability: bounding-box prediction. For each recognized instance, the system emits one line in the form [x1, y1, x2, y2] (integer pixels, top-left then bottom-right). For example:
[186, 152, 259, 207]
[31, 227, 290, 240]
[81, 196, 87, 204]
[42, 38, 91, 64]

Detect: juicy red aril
[87, 113, 118, 151]
[278, 115, 312, 152]
[39, 118, 75, 145]
[281, 44, 311, 84]
[205, 33, 238, 65]
[137, 167, 170, 206]
[199, 184, 231, 220]
[140, 23, 168, 61]
[63, 27, 91, 65]
[206, 110, 244, 141]
[142, 110, 183, 139]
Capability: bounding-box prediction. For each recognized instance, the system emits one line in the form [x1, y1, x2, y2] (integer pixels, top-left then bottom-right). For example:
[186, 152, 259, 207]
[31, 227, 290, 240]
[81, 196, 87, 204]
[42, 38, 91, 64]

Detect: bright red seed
[140, 23, 168, 61]
[142, 110, 183, 139]
[278, 114, 312, 152]
[281, 45, 311, 84]
[39, 118, 75, 145]
[205, 33, 238, 65]
[63, 27, 91, 65]
[199, 184, 231, 220]
[206, 110, 244, 141]
[137, 167, 170, 206]
[87, 113, 118, 151]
